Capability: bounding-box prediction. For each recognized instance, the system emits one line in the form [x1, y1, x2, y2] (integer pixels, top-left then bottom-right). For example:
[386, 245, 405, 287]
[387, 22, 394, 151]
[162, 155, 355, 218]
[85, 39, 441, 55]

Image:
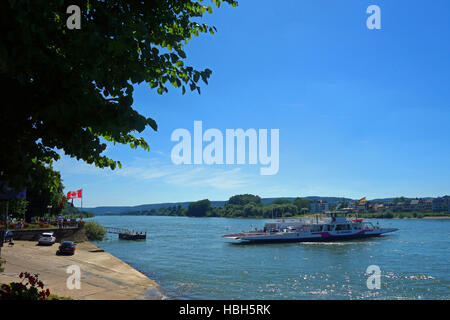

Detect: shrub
[84, 221, 106, 241]
[0, 258, 5, 273]
[384, 212, 394, 219]
[0, 272, 52, 300]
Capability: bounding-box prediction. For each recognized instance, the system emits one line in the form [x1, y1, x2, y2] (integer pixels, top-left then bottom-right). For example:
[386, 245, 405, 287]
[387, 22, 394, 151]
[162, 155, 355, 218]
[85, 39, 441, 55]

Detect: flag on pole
[67, 189, 82, 199]
[59, 195, 66, 209]
[359, 197, 366, 203]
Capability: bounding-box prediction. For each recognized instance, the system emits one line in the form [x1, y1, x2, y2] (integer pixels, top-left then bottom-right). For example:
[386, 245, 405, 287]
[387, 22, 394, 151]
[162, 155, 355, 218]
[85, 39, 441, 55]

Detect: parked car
[38, 232, 56, 245]
[58, 241, 76, 255]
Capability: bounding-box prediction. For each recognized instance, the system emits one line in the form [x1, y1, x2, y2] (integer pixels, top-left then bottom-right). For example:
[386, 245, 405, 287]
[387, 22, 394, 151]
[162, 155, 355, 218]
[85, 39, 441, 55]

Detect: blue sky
[55, 0, 450, 207]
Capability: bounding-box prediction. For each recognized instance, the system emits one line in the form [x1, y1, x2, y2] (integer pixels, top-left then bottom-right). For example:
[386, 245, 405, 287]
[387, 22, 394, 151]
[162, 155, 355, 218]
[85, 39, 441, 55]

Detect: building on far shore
[335, 196, 449, 214]
[432, 196, 450, 212]
[356, 201, 367, 213]
[373, 203, 385, 212]
[310, 200, 329, 213]
[409, 199, 420, 211]
[422, 199, 433, 212]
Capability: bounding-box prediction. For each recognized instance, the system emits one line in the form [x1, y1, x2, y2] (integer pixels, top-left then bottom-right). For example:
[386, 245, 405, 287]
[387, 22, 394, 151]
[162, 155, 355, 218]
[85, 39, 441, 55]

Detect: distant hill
[85, 201, 228, 215]
[370, 198, 395, 202]
[85, 196, 355, 215]
[370, 197, 433, 202]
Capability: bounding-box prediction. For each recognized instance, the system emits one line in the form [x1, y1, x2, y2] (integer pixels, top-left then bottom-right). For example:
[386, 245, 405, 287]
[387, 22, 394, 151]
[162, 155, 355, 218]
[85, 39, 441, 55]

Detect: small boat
[223, 215, 398, 244]
[118, 231, 146, 240]
[105, 227, 147, 240]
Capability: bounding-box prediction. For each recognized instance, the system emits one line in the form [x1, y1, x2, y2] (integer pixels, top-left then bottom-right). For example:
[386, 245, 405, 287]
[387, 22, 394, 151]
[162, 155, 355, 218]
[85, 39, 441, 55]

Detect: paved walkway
[0, 240, 165, 300]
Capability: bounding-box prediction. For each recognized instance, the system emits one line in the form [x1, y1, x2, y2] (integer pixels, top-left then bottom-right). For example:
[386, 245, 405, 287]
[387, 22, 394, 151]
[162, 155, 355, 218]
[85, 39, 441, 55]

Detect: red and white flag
[67, 189, 82, 199]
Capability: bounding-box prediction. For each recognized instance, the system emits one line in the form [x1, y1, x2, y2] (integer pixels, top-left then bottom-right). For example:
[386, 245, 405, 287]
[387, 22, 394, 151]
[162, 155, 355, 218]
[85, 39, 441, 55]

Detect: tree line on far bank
[115, 195, 450, 219]
[119, 194, 312, 218]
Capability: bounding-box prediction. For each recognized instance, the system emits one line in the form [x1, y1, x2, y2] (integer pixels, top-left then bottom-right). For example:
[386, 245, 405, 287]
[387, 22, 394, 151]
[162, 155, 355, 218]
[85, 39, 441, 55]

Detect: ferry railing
[105, 227, 146, 235]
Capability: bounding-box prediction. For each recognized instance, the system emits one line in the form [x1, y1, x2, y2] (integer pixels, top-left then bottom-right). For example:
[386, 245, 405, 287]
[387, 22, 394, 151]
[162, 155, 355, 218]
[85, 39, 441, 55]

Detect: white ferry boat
[222, 215, 398, 243]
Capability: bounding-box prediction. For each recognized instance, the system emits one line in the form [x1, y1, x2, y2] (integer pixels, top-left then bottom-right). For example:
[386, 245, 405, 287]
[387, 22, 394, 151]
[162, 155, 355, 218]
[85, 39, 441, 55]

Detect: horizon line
[77, 194, 450, 209]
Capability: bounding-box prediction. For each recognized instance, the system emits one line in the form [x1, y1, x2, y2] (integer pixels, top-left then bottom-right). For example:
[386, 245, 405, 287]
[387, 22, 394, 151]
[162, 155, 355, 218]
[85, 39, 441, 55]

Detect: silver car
[38, 232, 56, 245]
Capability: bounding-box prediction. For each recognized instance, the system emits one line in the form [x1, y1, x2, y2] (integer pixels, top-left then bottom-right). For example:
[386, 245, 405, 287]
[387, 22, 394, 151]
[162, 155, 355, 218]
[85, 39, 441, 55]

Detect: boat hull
[118, 233, 146, 240]
[224, 228, 398, 244]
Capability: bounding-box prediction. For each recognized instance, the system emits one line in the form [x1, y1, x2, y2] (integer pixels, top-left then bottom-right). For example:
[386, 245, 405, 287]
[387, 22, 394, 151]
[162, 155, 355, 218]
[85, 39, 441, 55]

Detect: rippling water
[91, 216, 449, 299]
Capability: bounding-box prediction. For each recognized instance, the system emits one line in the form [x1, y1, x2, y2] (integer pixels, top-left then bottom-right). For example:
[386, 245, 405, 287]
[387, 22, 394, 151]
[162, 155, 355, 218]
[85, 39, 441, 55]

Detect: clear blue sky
[55, 0, 450, 207]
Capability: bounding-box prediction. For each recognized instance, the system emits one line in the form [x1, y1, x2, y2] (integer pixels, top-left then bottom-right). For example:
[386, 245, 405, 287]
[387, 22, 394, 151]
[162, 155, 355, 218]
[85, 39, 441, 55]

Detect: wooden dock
[105, 227, 146, 240]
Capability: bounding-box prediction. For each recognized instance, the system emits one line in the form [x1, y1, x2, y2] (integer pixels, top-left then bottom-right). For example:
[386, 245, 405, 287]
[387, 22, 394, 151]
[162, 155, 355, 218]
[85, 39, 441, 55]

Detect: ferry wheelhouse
[222, 215, 398, 243]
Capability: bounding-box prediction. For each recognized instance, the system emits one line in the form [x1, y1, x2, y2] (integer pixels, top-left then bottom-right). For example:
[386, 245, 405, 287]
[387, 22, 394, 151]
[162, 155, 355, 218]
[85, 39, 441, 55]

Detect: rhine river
[91, 216, 449, 299]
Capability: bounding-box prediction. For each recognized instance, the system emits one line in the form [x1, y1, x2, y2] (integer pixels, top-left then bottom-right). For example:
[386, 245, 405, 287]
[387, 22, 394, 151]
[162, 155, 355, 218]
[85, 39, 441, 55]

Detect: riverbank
[0, 240, 165, 300]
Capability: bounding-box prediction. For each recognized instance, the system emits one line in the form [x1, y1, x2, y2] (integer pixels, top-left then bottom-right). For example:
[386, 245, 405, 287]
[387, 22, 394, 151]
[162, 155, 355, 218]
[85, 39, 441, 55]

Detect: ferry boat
[222, 214, 398, 244]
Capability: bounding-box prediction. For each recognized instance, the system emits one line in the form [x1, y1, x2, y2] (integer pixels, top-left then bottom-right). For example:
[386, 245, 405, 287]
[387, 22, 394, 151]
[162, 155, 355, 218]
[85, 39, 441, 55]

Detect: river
[91, 216, 449, 299]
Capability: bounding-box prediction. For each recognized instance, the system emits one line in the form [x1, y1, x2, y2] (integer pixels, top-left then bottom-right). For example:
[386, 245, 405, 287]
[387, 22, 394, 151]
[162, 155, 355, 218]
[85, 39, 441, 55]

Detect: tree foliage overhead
[8, 198, 28, 219]
[0, 0, 237, 189]
[25, 162, 66, 218]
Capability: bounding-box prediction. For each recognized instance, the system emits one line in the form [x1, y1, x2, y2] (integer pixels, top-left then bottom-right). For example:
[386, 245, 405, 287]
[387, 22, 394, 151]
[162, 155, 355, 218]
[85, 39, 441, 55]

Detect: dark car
[58, 241, 76, 255]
